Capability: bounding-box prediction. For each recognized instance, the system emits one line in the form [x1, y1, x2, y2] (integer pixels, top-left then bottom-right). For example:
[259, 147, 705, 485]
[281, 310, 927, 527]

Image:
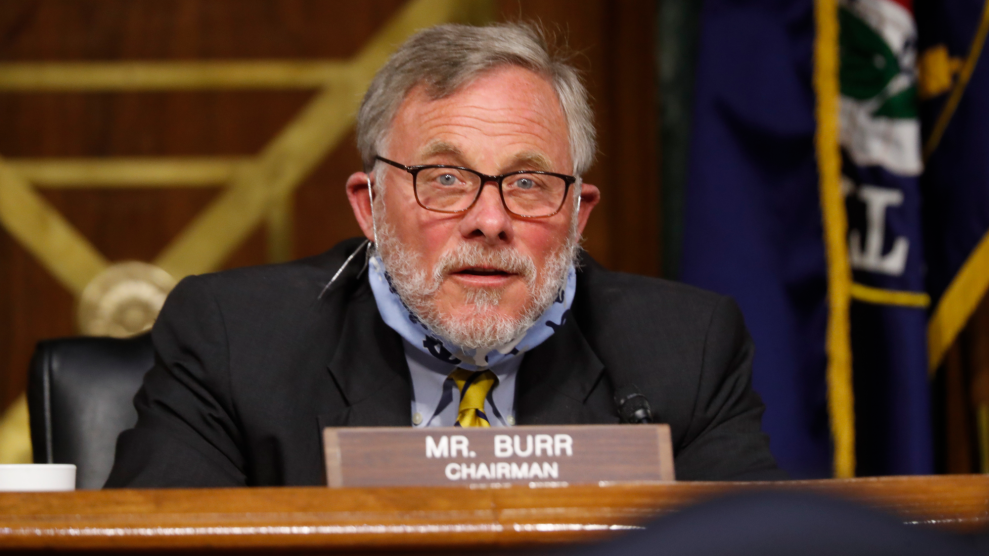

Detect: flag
[917, 1, 989, 384]
[839, 0, 932, 476]
[680, 0, 934, 477]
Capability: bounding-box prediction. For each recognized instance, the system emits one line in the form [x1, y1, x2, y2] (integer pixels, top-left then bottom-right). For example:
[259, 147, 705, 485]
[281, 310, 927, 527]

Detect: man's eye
[515, 177, 536, 190]
[437, 174, 458, 186]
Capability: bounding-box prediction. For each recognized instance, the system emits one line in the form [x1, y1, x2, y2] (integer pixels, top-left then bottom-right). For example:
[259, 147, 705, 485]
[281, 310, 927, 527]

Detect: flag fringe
[814, 0, 856, 479]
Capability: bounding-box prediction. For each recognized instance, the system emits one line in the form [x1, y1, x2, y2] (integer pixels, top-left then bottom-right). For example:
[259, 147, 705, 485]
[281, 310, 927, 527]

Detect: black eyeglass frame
[374, 155, 578, 219]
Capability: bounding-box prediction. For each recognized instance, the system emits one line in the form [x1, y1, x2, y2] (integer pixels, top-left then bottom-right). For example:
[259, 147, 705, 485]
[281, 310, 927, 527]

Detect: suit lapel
[324, 282, 412, 427]
[515, 310, 616, 425]
[321, 269, 614, 428]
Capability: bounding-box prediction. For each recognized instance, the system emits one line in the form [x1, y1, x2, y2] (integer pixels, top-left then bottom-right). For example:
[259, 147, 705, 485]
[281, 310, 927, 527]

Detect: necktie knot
[449, 369, 497, 427]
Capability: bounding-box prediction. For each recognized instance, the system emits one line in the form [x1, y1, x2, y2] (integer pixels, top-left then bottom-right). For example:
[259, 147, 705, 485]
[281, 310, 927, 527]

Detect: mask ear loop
[317, 239, 370, 299]
[574, 179, 583, 260]
[316, 172, 377, 300]
[367, 175, 379, 246]
[576, 177, 582, 214]
[361, 174, 376, 281]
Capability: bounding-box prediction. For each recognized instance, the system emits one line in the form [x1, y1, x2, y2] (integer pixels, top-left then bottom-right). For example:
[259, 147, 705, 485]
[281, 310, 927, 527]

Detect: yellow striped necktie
[449, 369, 497, 427]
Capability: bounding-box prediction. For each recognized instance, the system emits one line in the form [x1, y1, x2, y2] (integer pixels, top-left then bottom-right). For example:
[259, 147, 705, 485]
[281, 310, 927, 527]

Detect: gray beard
[372, 211, 580, 351]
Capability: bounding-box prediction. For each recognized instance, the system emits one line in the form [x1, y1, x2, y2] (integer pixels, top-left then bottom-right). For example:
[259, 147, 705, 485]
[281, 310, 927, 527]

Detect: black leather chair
[27, 334, 153, 489]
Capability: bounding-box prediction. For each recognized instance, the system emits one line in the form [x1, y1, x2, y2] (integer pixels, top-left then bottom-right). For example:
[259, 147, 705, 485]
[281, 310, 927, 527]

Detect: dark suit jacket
[105, 238, 782, 487]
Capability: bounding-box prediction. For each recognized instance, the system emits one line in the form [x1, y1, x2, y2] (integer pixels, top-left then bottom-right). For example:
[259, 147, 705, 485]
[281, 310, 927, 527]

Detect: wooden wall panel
[0, 0, 658, 415]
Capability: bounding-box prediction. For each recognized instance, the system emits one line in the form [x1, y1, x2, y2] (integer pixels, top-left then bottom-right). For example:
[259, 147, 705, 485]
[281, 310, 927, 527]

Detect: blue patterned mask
[368, 254, 575, 370]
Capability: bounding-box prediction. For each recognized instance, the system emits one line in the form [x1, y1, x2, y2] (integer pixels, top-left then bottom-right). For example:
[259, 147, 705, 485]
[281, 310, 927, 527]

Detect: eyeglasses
[374, 156, 578, 218]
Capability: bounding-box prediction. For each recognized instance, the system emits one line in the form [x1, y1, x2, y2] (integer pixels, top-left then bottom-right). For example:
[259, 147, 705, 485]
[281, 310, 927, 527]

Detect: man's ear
[346, 171, 376, 242]
[575, 182, 600, 236]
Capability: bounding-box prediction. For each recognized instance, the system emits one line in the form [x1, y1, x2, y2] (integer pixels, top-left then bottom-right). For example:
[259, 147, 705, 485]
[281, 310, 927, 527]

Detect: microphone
[614, 385, 654, 424]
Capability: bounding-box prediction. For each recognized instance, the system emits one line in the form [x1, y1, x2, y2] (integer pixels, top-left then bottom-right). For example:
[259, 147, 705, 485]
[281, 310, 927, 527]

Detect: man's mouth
[454, 267, 514, 277]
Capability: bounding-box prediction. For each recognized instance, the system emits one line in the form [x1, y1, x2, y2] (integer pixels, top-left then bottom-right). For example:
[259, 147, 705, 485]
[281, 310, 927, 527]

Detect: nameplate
[322, 424, 674, 487]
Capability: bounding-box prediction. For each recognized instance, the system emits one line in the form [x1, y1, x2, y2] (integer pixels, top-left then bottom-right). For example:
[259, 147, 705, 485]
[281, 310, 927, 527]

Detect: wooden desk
[0, 475, 986, 554]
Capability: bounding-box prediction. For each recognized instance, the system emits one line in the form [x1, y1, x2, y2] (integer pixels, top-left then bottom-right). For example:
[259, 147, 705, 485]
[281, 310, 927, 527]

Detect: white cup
[0, 464, 76, 492]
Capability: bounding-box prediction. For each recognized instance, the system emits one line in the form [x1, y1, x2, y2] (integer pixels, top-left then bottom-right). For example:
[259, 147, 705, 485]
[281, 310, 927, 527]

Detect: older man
[106, 23, 781, 487]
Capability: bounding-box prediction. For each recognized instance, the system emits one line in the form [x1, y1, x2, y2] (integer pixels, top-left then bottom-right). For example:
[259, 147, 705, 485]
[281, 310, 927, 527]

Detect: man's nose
[458, 180, 514, 244]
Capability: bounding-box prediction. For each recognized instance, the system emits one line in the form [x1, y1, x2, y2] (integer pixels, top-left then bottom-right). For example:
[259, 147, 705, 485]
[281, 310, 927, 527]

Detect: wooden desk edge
[0, 475, 984, 551]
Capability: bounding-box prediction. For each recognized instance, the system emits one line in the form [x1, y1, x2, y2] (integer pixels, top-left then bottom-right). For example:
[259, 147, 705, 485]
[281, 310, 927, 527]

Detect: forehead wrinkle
[394, 74, 572, 172]
[415, 101, 564, 139]
[413, 111, 560, 154]
[413, 118, 563, 163]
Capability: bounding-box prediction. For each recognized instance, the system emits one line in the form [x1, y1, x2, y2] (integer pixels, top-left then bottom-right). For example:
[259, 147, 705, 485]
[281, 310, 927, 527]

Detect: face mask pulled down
[368, 221, 578, 369]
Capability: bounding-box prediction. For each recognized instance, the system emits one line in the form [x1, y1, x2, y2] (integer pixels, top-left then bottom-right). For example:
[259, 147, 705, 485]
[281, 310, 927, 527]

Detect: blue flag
[681, 0, 935, 477]
[839, 0, 931, 476]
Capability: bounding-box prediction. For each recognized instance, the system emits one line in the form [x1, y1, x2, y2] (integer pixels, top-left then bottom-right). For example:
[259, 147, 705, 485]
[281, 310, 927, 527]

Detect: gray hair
[356, 22, 596, 177]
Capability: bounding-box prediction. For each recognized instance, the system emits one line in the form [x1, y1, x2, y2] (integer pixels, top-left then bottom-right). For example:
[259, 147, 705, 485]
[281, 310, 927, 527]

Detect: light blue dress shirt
[403, 339, 520, 427]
